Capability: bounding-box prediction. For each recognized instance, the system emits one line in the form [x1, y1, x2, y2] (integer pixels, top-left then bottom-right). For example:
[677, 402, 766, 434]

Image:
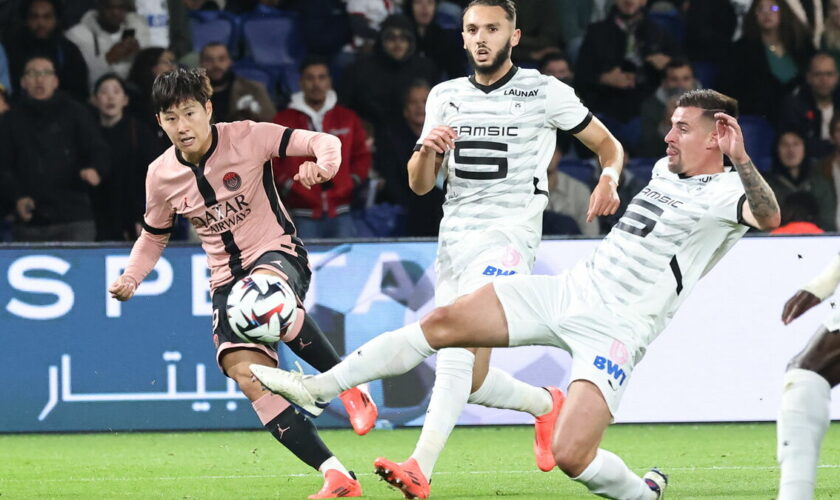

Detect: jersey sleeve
[246, 121, 291, 162]
[141, 166, 175, 234]
[544, 77, 592, 133]
[415, 85, 446, 151]
[708, 173, 748, 226]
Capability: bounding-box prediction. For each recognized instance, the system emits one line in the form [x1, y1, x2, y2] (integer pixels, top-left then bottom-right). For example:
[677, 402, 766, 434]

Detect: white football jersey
[417, 67, 592, 269]
[570, 158, 750, 347]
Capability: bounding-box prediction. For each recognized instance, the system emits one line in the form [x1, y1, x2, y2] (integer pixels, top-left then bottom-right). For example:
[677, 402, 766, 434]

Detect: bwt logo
[482, 265, 516, 276]
[593, 356, 627, 386]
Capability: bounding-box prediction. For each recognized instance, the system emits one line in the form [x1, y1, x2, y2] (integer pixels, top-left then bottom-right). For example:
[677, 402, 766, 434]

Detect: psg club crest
[223, 172, 242, 191]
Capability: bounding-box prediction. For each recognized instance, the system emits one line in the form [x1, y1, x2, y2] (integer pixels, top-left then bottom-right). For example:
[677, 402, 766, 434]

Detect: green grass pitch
[2, 423, 839, 499]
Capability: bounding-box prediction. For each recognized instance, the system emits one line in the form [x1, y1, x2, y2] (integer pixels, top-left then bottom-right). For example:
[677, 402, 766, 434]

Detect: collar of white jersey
[468, 65, 519, 94]
[676, 165, 735, 181]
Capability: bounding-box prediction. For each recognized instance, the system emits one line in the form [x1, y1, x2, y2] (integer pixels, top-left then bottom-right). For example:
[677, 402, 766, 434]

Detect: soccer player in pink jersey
[108, 67, 373, 499]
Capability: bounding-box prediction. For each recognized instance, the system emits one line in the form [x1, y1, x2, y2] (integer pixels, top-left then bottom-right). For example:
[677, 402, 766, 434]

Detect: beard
[466, 40, 512, 76]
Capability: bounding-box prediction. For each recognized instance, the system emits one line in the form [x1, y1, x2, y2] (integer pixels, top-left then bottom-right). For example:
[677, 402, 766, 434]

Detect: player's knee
[420, 306, 457, 348]
[227, 363, 264, 400]
[552, 443, 590, 478]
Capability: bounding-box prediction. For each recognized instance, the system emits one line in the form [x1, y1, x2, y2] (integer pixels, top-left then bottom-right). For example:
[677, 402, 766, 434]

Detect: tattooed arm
[714, 113, 781, 230]
[733, 158, 781, 229]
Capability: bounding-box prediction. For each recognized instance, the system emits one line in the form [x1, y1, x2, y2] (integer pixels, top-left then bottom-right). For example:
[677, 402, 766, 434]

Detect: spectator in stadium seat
[133, 0, 193, 60]
[199, 43, 276, 123]
[4, 0, 89, 102]
[638, 57, 700, 157]
[406, 0, 466, 79]
[575, 0, 681, 124]
[0, 56, 108, 242]
[767, 130, 835, 230]
[374, 79, 444, 237]
[66, 0, 151, 89]
[779, 52, 840, 158]
[339, 14, 439, 132]
[539, 52, 573, 85]
[90, 73, 158, 241]
[344, 0, 400, 54]
[721, 0, 814, 121]
[272, 56, 370, 239]
[127, 47, 176, 154]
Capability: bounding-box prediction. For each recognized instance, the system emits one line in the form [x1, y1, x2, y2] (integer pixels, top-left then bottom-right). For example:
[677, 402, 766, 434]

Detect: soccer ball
[227, 274, 298, 344]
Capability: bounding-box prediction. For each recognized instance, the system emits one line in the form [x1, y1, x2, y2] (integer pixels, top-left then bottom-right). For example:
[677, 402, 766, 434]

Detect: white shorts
[493, 272, 647, 416]
[435, 236, 535, 306]
[824, 307, 840, 332]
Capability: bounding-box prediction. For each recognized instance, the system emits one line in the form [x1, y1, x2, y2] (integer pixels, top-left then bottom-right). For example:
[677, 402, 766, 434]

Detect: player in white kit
[250, 88, 781, 499]
[776, 252, 840, 500]
[372, 0, 623, 496]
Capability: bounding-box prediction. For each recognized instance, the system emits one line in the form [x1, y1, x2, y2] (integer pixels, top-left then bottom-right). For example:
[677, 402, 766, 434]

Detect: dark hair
[664, 56, 692, 74]
[463, 0, 516, 24]
[742, 0, 810, 56]
[780, 191, 820, 225]
[299, 54, 330, 75]
[128, 47, 168, 95]
[21, 0, 61, 20]
[538, 52, 570, 73]
[93, 72, 128, 94]
[199, 42, 228, 60]
[676, 89, 739, 118]
[402, 78, 431, 107]
[808, 51, 838, 72]
[151, 67, 213, 114]
[22, 53, 56, 71]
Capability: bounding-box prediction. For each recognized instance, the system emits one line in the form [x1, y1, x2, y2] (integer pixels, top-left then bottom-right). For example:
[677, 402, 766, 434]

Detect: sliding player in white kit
[250, 89, 781, 499]
[365, 0, 622, 496]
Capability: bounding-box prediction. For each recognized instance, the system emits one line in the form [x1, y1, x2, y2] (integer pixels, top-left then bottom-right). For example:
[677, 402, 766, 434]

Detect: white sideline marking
[3, 465, 840, 483]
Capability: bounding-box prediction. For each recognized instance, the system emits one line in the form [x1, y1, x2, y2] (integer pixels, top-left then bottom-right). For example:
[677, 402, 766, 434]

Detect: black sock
[265, 406, 332, 470]
[284, 314, 342, 372]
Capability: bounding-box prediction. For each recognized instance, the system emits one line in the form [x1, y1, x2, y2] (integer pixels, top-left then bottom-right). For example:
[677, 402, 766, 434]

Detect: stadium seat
[436, 1, 462, 30]
[596, 114, 641, 152]
[738, 115, 776, 172]
[557, 159, 596, 186]
[241, 10, 305, 67]
[626, 158, 657, 184]
[189, 11, 237, 55]
[232, 61, 275, 94]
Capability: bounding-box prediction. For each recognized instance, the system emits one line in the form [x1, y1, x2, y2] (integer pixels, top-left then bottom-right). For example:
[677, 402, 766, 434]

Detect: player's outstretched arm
[573, 117, 623, 222]
[783, 254, 840, 324]
[407, 125, 456, 195]
[286, 129, 342, 189]
[108, 230, 170, 301]
[715, 113, 781, 230]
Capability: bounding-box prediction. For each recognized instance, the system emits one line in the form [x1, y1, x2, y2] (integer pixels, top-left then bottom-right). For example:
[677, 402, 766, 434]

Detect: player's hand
[15, 196, 35, 222]
[294, 161, 331, 189]
[80, 168, 101, 187]
[109, 275, 138, 302]
[781, 290, 821, 325]
[586, 176, 620, 223]
[420, 126, 458, 155]
[715, 113, 748, 165]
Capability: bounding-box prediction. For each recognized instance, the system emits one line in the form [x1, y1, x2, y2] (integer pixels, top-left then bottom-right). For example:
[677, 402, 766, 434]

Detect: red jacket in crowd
[272, 90, 371, 219]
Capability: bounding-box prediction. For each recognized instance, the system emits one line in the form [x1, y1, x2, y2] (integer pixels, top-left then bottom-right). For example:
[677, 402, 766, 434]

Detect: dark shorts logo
[223, 172, 242, 191]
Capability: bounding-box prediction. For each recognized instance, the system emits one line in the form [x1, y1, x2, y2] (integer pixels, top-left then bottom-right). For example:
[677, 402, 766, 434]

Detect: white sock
[468, 367, 553, 416]
[319, 456, 351, 478]
[777, 368, 831, 500]
[573, 449, 657, 500]
[304, 323, 436, 401]
[411, 348, 475, 479]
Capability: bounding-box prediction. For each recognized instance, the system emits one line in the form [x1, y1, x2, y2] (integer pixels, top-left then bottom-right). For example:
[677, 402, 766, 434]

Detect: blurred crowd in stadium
[0, 0, 837, 242]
